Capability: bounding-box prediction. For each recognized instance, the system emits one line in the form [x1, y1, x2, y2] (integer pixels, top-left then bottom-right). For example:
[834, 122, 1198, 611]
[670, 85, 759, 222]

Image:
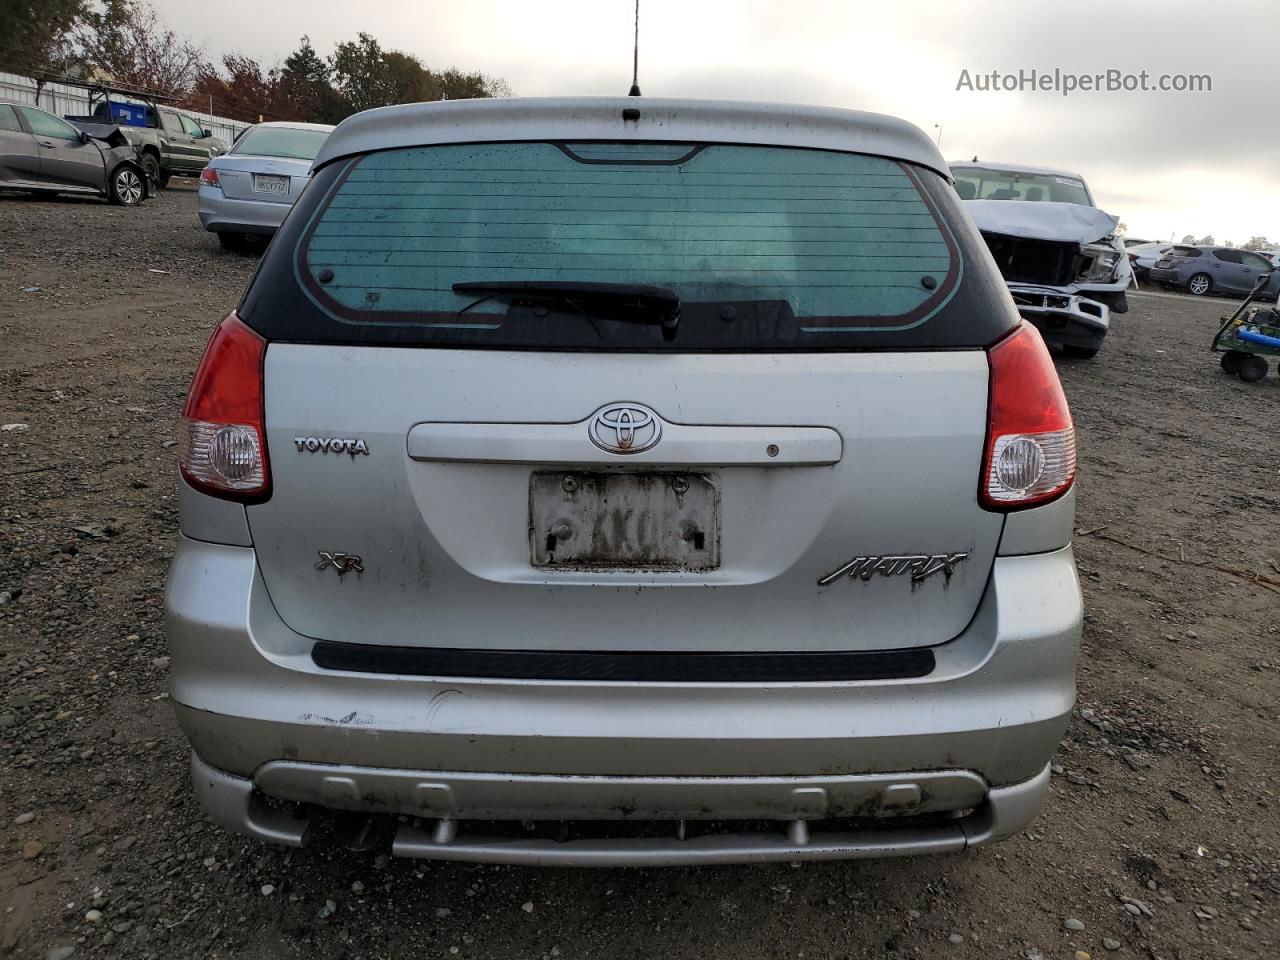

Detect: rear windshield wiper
[452, 280, 681, 340]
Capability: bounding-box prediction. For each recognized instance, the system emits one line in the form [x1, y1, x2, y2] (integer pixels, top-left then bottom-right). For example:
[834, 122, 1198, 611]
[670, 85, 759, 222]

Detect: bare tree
[73, 0, 206, 96]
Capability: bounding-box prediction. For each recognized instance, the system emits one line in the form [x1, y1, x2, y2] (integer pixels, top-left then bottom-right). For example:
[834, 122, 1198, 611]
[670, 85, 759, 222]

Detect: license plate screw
[766, 444, 780, 458]
[560, 475, 578, 493]
[670, 476, 689, 495]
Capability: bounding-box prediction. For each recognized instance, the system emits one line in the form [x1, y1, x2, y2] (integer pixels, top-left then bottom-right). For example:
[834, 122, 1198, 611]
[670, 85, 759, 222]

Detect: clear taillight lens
[177, 421, 265, 491]
[177, 313, 270, 502]
[981, 322, 1076, 510]
[985, 429, 1076, 504]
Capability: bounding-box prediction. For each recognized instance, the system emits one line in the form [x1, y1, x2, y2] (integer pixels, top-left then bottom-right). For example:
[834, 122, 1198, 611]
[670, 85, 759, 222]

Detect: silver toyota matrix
[166, 97, 1082, 866]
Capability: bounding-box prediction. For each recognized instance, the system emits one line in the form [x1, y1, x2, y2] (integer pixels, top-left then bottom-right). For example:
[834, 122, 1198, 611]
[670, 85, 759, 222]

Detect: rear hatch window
[241, 140, 1011, 350]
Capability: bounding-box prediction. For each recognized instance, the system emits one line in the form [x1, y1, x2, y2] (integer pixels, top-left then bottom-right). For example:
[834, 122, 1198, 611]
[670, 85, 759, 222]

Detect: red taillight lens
[199, 166, 220, 188]
[177, 312, 270, 501]
[980, 322, 1075, 510]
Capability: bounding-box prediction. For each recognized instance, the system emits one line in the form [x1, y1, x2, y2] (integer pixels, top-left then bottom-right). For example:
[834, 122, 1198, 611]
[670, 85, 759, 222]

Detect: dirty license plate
[253, 174, 289, 195]
[530, 471, 719, 570]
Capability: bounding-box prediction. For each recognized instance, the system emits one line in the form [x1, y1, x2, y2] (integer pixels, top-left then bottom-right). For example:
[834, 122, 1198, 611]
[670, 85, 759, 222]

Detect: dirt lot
[1, 187, 1278, 960]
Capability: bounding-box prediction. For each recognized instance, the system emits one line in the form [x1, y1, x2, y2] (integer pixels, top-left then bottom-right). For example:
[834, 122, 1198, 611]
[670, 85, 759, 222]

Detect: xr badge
[316, 551, 364, 575]
[817, 552, 968, 587]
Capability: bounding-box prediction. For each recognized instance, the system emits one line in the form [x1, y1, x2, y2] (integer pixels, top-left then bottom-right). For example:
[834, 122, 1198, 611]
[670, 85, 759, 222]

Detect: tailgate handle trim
[407, 420, 842, 466]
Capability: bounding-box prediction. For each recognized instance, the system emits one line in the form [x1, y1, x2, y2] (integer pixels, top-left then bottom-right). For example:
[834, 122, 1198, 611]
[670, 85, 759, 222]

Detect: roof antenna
[628, 0, 642, 96]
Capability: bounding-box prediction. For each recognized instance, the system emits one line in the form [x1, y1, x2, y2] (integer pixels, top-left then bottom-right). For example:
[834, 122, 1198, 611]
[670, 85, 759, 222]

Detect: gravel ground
[1, 188, 1279, 960]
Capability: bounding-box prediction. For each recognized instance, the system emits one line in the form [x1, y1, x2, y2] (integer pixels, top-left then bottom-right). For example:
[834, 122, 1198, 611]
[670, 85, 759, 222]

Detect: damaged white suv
[952, 162, 1130, 359]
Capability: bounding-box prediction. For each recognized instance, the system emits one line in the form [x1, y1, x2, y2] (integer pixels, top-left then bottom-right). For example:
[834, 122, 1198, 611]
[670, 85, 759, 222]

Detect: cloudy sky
[156, 0, 1278, 246]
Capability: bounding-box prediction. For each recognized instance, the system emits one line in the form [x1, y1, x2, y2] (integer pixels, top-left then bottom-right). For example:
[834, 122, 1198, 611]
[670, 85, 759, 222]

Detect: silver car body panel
[178, 477, 250, 546]
[167, 535, 1078, 782]
[199, 184, 295, 235]
[313, 97, 952, 178]
[246, 346, 1003, 653]
[997, 486, 1075, 557]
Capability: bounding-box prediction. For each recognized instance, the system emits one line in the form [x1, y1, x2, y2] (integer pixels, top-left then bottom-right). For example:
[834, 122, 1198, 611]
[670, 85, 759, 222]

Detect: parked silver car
[1147, 245, 1279, 300]
[0, 98, 149, 205]
[168, 97, 1082, 866]
[198, 121, 334, 251]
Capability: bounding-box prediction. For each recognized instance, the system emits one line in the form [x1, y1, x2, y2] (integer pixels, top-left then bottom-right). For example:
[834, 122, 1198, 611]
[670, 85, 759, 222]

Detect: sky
[155, 0, 1280, 246]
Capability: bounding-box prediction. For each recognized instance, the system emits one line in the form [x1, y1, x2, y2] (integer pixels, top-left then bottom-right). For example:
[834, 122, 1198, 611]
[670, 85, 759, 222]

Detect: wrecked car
[0, 98, 150, 206]
[63, 82, 228, 188]
[951, 162, 1131, 359]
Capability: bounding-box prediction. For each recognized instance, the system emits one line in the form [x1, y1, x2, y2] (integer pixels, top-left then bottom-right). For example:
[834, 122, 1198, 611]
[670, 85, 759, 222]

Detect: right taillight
[177, 312, 270, 502]
[980, 321, 1075, 510]
[199, 166, 220, 188]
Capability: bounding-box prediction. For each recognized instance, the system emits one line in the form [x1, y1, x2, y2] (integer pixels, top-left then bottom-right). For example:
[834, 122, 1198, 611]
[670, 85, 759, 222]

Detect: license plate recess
[529, 471, 720, 571]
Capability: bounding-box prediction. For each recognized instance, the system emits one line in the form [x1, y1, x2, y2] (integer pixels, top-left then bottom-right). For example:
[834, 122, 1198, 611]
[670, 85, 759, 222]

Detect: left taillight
[177, 312, 270, 502]
[199, 166, 220, 188]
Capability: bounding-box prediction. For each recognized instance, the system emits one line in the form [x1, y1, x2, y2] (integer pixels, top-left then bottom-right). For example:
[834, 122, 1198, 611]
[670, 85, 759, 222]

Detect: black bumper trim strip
[311, 641, 935, 683]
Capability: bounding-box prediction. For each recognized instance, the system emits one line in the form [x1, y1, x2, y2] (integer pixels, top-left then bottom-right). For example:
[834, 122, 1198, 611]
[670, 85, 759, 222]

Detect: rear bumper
[198, 185, 289, 234]
[191, 751, 1052, 866]
[166, 537, 1079, 861]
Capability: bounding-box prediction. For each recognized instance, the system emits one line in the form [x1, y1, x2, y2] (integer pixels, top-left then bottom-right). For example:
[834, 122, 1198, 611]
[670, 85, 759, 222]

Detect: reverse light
[981, 322, 1075, 509]
[199, 166, 220, 188]
[177, 312, 270, 501]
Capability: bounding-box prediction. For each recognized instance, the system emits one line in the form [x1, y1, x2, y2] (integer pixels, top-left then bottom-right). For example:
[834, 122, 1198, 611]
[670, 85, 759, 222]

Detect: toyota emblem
[588, 403, 662, 454]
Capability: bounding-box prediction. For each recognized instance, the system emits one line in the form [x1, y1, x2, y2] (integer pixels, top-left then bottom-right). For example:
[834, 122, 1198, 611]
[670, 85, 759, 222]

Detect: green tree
[1242, 236, 1273, 252]
[0, 0, 84, 74]
[435, 67, 492, 100]
[383, 49, 436, 103]
[328, 32, 512, 113]
[277, 35, 346, 122]
[329, 32, 395, 113]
